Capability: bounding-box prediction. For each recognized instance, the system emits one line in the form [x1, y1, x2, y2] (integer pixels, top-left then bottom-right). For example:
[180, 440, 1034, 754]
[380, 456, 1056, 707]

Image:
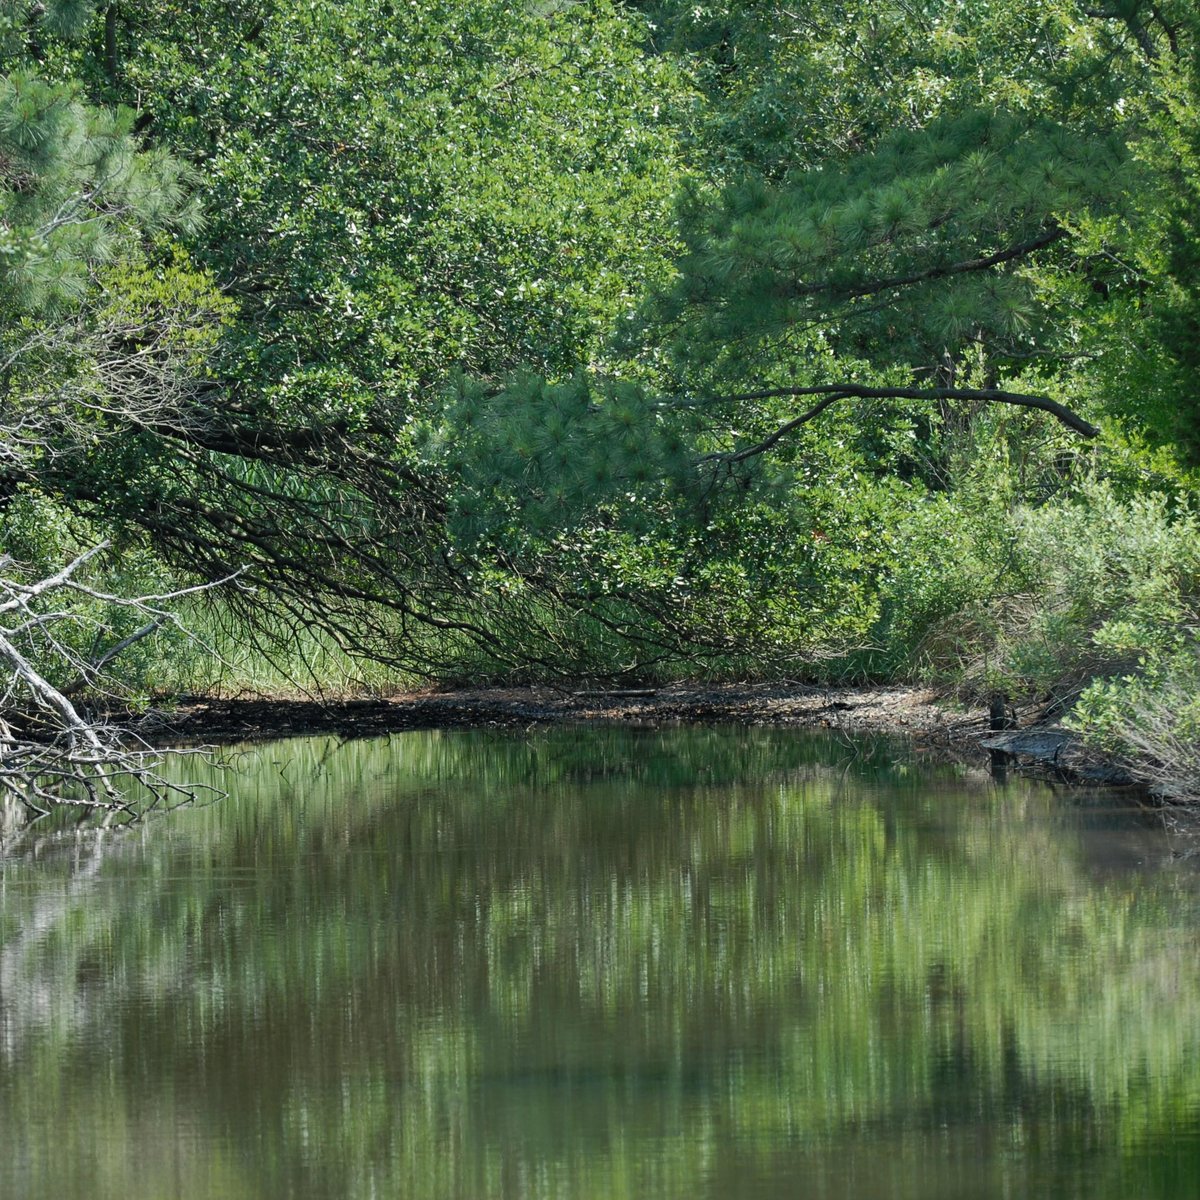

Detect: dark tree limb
[783, 227, 1069, 303]
[103, 3, 119, 82]
[704, 383, 1099, 463]
[1081, 5, 1161, 62]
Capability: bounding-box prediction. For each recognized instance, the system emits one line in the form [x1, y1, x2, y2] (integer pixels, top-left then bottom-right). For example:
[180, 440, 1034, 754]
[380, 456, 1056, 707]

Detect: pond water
[2, 727, 1199, 1199]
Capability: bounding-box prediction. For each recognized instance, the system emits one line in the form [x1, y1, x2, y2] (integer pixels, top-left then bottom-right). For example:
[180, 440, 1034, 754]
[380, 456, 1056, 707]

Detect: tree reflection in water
[1, 728, 1198, 1199]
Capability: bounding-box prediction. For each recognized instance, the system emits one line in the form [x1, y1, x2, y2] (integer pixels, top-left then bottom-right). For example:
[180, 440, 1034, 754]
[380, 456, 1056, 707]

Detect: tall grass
[139, 598, 411, 699]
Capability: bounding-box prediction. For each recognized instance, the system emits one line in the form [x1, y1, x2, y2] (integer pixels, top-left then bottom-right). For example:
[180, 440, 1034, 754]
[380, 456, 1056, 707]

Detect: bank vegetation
[2, 0, 1200, 809]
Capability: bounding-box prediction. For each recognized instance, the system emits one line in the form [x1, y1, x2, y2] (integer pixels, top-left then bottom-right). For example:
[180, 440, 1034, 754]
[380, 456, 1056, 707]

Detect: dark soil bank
[142, 682, 1131, 787]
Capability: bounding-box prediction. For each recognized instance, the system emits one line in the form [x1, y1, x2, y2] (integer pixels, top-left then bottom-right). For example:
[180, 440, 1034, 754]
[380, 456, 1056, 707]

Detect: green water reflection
[1, 727, 1199, 1198]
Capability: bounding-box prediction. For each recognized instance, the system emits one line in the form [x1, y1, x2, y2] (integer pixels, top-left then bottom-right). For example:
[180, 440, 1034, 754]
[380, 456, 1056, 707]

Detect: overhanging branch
[705, 383, 1099, 463]
[783, 226, 1069, 304]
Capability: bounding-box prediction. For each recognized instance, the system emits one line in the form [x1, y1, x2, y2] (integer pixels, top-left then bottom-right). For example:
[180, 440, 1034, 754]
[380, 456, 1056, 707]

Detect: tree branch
[783, 226, 1069, 303]
[0, 546, 239, 818]
[1081, 6, 1161, 62]
[705, 383, 1100, 463]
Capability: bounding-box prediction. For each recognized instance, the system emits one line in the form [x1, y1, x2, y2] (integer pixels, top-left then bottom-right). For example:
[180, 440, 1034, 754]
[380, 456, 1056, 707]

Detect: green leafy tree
[1142, 7, 1200, 460]
[23, 0, 698, 676]
[427, 1, 1200, 676]
[16, 0, 1200, 686]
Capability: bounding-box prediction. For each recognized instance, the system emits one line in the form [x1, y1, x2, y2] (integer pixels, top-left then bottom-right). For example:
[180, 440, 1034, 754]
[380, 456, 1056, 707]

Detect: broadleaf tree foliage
[32, 0, 702, 677]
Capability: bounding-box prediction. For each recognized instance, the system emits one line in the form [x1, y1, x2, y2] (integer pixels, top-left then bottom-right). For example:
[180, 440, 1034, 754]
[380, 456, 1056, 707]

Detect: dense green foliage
[4, 0, 1200, 792]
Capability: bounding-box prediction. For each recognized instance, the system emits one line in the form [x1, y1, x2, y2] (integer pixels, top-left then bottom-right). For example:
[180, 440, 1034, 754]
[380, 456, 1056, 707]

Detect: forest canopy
[3, 0, 1200, 803]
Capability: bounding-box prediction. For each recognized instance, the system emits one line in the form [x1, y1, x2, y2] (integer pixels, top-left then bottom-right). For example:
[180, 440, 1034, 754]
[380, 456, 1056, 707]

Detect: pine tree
[607, 1, 1198, 474]
[0, 76, 199, 317]
[1152, 11, 1200, 460]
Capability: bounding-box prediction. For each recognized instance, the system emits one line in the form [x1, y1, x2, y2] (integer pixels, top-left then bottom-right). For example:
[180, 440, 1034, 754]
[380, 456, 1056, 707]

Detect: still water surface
[2, 727, 1199, 1199]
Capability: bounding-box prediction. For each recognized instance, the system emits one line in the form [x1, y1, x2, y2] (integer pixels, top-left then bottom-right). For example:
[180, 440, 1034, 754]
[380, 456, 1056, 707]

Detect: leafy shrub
[1068, 641, 1200, 799]
[893, 480, 1200, 702]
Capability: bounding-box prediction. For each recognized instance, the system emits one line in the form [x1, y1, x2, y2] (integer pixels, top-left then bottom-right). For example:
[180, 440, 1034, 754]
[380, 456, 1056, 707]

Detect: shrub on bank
[880, 476, 1200, 797]
[1068, 642, 1200, 799]
[885, 481, 1200, 700]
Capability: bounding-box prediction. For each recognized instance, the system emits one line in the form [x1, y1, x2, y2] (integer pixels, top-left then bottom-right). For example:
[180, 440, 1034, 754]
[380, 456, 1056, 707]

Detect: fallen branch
[0, 544, 240, 819]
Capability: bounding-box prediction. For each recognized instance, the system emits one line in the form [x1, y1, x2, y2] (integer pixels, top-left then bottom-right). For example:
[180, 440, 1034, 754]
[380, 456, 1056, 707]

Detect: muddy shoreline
[140, 682, 1133, 788]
